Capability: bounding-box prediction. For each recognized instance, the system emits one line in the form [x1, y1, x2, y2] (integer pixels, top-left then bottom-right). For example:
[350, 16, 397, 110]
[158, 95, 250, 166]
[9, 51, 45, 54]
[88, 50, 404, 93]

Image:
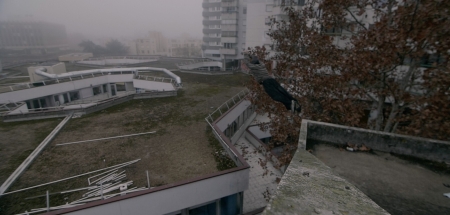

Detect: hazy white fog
[0, 0, 204, 38]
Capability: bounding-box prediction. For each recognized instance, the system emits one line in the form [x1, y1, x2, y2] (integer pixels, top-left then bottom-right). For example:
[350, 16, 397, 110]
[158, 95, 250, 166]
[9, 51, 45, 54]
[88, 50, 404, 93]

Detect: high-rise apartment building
[202, 0, 247, 62]
[202, 0, 302, 63]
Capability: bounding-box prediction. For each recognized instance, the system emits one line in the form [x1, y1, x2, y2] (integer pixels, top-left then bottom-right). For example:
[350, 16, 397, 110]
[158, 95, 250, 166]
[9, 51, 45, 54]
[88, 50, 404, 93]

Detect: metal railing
[205, 88, 250, 123]
[135, 75, 176, 84]
[204, 89, 250, 165]
[0, 71, 135, 94]
[81, 56, 159, 61]
[175, 58, 215, 67]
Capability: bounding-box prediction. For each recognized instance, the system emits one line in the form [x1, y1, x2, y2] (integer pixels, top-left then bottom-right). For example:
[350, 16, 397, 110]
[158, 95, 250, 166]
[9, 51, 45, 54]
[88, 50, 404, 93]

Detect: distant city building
[200, 0, 315, 62]
[0, 21, 68, 54]
[129, 32, 202, 57]
[168, 35, 202, 57]
[129, 31, 169, 56]
[58, 53, 93, 62]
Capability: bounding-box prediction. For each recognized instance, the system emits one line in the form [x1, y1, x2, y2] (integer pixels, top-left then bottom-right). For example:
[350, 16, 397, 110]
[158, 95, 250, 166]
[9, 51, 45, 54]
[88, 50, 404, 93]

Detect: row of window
[209, 33, 221, 38]
[224, 105, 255, 138]
[209, 25, 221, 29]
[208, 16, 221, 20]
[207, 7, 247, 14]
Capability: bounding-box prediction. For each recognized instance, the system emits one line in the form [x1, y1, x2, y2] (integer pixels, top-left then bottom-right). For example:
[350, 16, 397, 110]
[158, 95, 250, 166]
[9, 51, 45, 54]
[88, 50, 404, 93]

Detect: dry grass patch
[0, 119, 60, 184]
[1, 72, 249, 214]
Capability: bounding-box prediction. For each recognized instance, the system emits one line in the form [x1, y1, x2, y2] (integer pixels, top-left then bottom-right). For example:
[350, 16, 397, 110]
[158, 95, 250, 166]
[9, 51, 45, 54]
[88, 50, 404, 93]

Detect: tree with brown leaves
[246, 0, 449, 164]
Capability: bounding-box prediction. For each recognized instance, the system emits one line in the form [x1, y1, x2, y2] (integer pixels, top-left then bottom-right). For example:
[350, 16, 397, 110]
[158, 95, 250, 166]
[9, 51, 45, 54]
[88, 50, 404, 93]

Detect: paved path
[234, 136, 282, 213]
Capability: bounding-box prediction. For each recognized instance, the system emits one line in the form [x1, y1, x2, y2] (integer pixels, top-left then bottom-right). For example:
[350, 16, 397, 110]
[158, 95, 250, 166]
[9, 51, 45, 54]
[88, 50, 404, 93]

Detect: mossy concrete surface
[263, 148, 388, 215]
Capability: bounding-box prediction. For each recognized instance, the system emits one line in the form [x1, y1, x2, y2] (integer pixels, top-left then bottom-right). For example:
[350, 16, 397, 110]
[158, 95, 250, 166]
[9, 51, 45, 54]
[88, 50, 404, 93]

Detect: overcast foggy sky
[0, 0, 203, 39]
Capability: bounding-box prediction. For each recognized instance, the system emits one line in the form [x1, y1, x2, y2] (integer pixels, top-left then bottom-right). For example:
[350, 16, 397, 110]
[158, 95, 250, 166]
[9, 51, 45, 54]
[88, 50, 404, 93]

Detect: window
[265, 17, 271, 25]
[103, 84, 108, 93]
[209, 42, 222, 46]
[223, 6, 238, 12]
[189, 201, 216, 215]
[297, 0, 306, 6]
[116, 83, 126, 91]
[63, 93, 69, 103]
[93, 86, 101, 95]
[266, 5, 273, 12]
[223, 43, 235, 49]
[243, 7, 247, 14]
[222, 31, 237, 37]
[69, 92, 79, 101]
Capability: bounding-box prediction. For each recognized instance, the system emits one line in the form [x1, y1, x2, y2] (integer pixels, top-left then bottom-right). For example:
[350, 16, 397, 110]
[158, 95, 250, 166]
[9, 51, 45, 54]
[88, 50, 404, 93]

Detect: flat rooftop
[1, 72, 250, 214]
[311, 142, 450, 215]
[60, 53, 91, 57]
[263, 120, 450, 215]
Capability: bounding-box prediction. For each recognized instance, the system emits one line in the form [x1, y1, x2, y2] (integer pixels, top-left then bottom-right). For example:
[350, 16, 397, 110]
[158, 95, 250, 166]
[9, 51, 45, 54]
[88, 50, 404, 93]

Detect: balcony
[202, 19, 221, 26]
[203, 28, 222, 34]
[203, 37, 221, 43]
[202, 11, 221, 17]
[221, 13, 237, 20]
[221, 1, 238, 7]
[202, 2, 221, 8]
[221, 24, 238, 31]
[221, 37, 237, 43]
[220, 48, 236, 55]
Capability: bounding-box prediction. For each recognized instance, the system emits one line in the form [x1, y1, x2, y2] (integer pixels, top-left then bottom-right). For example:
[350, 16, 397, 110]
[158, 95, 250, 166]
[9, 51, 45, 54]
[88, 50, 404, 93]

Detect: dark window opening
[69, 91, 79, 101]
[93, 86, 101, 95]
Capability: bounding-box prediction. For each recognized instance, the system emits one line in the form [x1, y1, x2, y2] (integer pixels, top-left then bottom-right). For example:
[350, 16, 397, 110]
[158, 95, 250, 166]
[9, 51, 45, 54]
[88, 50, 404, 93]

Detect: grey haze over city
[0, 0, 204, 38]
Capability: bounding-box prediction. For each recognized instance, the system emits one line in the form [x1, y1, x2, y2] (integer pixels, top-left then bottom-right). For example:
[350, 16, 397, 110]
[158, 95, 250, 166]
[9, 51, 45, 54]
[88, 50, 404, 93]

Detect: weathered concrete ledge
[305, 120, 450, 163]
[263, 147, 388, 215]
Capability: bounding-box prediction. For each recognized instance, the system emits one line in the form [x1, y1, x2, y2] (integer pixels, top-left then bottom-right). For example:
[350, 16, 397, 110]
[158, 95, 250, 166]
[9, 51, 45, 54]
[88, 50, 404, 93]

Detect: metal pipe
[1, 159, 140, 196]
[146, 170, 150, 188]
[56, 131, 156, 146]
[46, 190, 49, 212]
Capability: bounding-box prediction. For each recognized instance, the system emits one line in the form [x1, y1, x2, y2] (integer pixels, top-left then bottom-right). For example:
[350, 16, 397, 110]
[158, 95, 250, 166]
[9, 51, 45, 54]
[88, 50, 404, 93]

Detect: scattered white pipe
[1, 159, 140, 196]
[56, 131, 156, 146]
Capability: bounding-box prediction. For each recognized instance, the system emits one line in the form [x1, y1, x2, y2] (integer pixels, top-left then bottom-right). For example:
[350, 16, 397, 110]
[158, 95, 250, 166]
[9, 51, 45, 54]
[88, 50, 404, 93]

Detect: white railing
[134, 75, 176, 84]
[204, 89, 250, 165]
[0, 71, 134, 94]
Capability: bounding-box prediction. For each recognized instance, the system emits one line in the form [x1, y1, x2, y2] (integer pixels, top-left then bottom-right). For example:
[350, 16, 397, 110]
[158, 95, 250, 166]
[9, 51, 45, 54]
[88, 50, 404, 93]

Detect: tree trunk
[384, 102, 399, 132]
[375, 95, 385, 131]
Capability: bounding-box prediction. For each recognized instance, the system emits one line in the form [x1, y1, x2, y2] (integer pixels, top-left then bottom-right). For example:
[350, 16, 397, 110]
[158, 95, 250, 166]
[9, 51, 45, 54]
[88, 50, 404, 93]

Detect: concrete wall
[132, 79, 174, 92]
[79, 88, 94, 99]
[61, 168, 249, 215]
[305, 120, 450, 163]
[246, 0, 272, 49]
